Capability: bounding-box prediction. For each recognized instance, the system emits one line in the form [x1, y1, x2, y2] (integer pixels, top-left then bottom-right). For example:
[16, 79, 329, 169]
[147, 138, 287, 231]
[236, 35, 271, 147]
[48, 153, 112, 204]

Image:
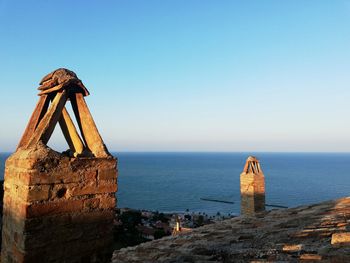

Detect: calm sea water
[1, 152, 349, 215]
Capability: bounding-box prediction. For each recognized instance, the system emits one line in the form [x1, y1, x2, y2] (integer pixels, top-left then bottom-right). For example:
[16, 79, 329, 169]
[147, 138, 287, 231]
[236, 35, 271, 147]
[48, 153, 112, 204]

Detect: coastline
[113, 207, 235, 249]
[113, 197, 350, 262]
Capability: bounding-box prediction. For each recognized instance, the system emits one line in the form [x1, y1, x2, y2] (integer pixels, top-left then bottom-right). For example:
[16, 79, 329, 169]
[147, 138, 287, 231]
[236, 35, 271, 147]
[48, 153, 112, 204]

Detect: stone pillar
[1, 69, 118, 263]
[240, 156, 265, 216]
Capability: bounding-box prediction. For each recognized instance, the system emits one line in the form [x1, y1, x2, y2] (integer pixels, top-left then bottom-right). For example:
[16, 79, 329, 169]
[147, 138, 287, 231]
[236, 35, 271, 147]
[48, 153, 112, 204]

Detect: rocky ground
[112, 197, 350, 262]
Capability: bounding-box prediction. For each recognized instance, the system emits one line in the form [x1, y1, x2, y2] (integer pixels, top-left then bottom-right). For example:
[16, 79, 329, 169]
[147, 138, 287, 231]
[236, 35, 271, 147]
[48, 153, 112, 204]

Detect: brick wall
[240, 172, 265, 216]
[1, 143, 117, 263]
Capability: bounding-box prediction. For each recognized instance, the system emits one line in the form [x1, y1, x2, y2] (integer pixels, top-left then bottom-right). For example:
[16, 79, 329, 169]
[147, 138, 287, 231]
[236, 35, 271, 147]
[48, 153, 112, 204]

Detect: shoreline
[114, 207, 236, 249]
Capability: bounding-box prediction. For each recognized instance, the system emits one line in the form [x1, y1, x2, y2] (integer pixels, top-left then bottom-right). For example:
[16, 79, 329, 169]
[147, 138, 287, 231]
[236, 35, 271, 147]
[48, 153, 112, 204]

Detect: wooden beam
[17, 95, 50, 150]
[243, 162, 249, 173]
[26, 91, 68, 148]
[70, 93, 109, 157]
[257, 163, 262, 173]
[59, 107, 85, 156]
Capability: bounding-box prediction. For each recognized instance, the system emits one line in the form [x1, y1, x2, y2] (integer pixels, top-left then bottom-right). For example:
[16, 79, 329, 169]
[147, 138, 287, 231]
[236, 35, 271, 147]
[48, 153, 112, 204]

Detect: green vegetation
[113, 210, 147, 249]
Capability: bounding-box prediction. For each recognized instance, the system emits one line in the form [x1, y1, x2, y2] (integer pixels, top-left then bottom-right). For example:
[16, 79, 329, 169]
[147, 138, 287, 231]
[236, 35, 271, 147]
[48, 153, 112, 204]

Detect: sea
[1, 152, 349, 216]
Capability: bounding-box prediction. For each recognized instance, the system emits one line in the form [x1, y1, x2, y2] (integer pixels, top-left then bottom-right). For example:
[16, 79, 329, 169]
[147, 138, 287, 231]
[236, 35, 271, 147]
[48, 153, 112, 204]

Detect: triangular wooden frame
[243, 156, 262, 174]
[17, 85, 110, 158]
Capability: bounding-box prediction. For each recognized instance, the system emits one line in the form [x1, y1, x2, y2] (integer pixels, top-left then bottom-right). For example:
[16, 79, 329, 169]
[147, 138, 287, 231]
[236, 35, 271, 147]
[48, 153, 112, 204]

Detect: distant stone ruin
[1, 69, 117, 263]
[240, 156, 265, 216]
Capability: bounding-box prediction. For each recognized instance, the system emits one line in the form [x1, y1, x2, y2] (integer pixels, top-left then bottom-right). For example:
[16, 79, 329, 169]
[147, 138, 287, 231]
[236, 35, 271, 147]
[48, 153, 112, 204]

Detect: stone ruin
[1, 69, 118, 263]
[240, 156, 265, 216]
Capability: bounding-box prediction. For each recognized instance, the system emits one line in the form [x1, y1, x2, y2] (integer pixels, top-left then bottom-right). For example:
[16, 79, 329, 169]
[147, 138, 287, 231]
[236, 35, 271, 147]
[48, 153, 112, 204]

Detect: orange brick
[98, 180, 117, 194]
[70, 182, 98, 196]
[84, 198, 100, 211]
[83, 170, 98, 181]
[26, 200, 84, 218]
[50, 183, 77, 200]
[99, 196, 116, 210]
[70, 180, 117, 196]
[70, 210, 114, 224]
[98, 168, 117, 180]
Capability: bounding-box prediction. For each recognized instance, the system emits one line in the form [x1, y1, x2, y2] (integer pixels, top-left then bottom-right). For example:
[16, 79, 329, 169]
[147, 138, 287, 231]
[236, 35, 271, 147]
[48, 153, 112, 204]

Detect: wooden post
[17, 95, 50, 149]
[26, 91, 67, 148]
[71, 93, 109, 158]
[59, 107, 85, 156]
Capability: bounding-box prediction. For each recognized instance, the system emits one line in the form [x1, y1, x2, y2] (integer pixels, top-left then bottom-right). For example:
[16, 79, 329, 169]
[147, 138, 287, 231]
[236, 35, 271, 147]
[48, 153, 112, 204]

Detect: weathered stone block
[4, 182, 51, 202]
[99, 195, 116, 210]
[331, 232, 350, 246]
[2, 144, 117, 263]
[70, 210, 114, 224]
[98, 168, 117, 180]
[26, 199, 85, 218]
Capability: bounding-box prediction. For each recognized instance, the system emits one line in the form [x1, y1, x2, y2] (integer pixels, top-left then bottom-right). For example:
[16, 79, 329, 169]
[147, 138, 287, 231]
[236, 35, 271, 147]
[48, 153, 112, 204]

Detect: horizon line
[1, 150, 350, 154]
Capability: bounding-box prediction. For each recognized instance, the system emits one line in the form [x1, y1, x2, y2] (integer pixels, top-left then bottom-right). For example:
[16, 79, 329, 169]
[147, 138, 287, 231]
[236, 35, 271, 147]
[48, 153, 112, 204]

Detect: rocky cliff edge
[113, 197, 350, 262]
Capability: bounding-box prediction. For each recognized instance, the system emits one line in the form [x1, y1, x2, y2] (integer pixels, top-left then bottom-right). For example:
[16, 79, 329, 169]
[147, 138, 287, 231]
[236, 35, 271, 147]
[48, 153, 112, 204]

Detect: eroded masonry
[1, 69, 117, 263]
[240, 156, 265, 216]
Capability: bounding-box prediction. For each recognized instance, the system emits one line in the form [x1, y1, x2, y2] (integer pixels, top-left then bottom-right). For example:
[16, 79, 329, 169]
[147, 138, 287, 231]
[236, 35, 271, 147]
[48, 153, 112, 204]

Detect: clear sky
[0, 1, 349, 152]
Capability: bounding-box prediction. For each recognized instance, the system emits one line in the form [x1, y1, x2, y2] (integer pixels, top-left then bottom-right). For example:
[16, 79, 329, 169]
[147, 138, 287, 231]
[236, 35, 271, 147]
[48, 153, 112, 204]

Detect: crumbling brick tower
[1, 69, 118, 263]
[240, 156, 265, 216]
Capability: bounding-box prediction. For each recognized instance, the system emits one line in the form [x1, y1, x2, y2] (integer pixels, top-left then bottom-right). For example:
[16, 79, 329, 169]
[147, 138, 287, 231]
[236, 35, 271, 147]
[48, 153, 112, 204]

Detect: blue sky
[0, 1, 349, 152]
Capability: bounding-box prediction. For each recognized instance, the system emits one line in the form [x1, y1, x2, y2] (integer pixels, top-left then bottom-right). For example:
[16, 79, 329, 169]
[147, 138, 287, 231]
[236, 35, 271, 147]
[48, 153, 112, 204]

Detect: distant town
[113, 208, 236, 249]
